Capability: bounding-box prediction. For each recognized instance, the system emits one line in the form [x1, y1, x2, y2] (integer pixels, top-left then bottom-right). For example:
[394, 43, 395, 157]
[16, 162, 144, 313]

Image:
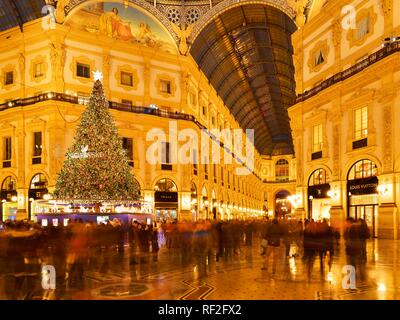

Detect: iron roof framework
[0, 0, 46, 32]
[190, 4, 296, 155]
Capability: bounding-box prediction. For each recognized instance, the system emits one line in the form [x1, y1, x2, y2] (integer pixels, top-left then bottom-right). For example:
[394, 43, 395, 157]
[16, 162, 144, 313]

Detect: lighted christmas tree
[54, 71, 139, 203]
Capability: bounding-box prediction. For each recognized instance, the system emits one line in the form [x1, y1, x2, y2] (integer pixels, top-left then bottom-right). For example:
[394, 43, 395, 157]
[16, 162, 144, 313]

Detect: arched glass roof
[190, 4, 296, 155]
[0, 0, 46, 32]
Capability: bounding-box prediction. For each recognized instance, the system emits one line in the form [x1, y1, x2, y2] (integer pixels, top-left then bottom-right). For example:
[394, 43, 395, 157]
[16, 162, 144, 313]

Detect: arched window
[154, 178, 177, 192]
[348, 159, 377, 180]
[133, 178, 141, 196]
[30, 173, 48, 190]
[191, 182, 197, 196]
[202, 186, 208, 198]
[275, 159, 289, 182]
[1, 176, 16, 191]
[308, 169, 329, 186]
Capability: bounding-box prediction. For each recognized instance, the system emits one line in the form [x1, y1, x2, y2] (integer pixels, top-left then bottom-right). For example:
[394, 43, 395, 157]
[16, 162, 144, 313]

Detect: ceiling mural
[66, 2, 177, 53]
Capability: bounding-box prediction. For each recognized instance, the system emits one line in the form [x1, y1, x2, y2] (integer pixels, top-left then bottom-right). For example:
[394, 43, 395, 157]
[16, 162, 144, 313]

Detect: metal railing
[295, 41, 400, 103]
[0, 92, 262, 181]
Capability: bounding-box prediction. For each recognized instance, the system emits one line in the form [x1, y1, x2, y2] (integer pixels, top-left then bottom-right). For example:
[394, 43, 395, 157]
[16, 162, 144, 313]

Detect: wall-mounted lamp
[377, 185, 388, 196]
[11, 196, 17, 202]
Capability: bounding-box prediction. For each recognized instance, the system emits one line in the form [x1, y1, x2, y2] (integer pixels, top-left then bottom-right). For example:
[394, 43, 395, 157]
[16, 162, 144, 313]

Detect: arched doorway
[191, 182, 198, 221]
[1, 176, 17, 221]
[275, 190, 291, 218]
[308, 169, 331, 221]
[200, 185, 208, 220]
[133, 178, 141, 196]
[154, 178, 178, 222]
[347, 159, 378, 237]
[29, 173, 48, 221]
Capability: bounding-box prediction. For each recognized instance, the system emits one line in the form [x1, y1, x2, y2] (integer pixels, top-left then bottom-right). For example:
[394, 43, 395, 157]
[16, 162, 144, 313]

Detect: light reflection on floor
[1, 238, 400, 300]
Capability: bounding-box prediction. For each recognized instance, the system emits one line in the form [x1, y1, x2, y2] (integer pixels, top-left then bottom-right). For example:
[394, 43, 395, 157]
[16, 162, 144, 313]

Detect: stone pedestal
[378, 203, 397, 239]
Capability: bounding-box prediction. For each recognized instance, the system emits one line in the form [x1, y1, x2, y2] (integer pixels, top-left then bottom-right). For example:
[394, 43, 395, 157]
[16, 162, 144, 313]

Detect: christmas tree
[54, 72, 139, 203]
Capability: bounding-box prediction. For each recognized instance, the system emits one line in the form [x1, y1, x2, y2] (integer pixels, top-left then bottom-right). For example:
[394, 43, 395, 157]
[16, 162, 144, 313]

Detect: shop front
[154, 178, 178, 221]
[308, 169, 331, 222]
[347, 160, 378, 237]
[0, 176, 17, 221]
[28, 173, 49, 221]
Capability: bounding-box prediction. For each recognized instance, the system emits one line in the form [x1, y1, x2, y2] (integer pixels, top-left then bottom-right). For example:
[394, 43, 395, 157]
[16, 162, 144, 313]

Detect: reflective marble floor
[1, 238, 400, 300]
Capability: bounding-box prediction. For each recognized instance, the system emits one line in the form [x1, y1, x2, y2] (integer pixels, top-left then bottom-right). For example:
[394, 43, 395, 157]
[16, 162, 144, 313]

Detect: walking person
[261, 219, 283, 274]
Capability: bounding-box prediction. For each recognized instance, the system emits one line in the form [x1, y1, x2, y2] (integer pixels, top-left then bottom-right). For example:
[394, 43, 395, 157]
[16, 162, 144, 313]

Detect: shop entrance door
[349, 204, 377, 237]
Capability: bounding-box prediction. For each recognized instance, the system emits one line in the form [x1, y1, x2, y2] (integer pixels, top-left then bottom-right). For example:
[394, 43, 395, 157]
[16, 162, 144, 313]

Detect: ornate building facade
[289, 0, 400, 238]
[1, 0, 302, 222]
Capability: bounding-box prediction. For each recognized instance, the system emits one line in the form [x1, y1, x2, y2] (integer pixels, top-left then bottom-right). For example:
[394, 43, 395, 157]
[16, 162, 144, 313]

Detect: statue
[171, 23, 194, 55]
[288, 0, 307, 27]
[55, 0, 69, 24]
[50, 43, 65, 86]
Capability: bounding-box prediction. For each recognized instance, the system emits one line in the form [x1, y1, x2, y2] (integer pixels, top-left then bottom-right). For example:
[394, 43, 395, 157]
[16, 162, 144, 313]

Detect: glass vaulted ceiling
[0, 0, 46, 32]
[190, 4, 296, 155]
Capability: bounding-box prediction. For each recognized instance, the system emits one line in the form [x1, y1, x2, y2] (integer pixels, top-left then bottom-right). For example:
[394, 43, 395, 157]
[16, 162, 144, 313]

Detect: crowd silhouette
[0, 216, 372, 299]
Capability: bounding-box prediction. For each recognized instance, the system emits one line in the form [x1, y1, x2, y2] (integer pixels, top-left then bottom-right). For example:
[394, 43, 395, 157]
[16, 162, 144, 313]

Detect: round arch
[154, 178, 178, 192]
[305, 165, 333, 186]
[151, 175, 179, 192]
[189, 0, 296, 44]
[274, 189, 291, 218]
[64, 0, 179, 46]
[346, 159, 380, 237]
[0, 172, 18, 190]
[342, 155, 382, 181]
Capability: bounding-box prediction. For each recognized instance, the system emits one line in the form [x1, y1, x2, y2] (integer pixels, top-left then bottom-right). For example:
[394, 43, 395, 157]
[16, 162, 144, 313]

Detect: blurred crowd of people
[0, 216, 372, 299]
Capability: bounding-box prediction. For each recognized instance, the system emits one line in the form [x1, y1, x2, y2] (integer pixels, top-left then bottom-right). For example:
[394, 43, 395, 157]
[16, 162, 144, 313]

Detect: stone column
[102, 52, 111, 99]
[378, 204, 397, 239]
[179, 191, 192, 221]
[16, 188, 28, 220]
[143, 59, 151, 107]
[16, 125, 27, 220]
[330, 206, 345, 236]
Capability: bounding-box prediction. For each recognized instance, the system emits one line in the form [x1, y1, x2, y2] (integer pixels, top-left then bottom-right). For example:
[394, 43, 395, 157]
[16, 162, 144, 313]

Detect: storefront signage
[155, 191, 178, 203]
[308, 184, 330, 199]
[347, 177, 378, 195]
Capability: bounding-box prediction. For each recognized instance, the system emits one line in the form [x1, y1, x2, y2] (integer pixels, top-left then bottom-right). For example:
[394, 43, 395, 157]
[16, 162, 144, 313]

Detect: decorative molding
[189, 0, 296, 43]
[0, 122, 16, 132]
[115, 64, 139, 91]
[30, 55, 48, 83]
[347, 6, 378, 48]
[50, 43, 66, 91]
[155, 73, 176, 98]
[1, 64, 17, 91]
[64, 0, 179, 43]
[383, 104, 392, 173]
[332, 123, 340, 178]
[69, 55, 95, 84]
[307, 39, 330, 73]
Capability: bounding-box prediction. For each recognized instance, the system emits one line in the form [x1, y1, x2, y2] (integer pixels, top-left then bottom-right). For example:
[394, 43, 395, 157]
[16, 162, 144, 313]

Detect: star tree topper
[92, 70, 103, 81]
